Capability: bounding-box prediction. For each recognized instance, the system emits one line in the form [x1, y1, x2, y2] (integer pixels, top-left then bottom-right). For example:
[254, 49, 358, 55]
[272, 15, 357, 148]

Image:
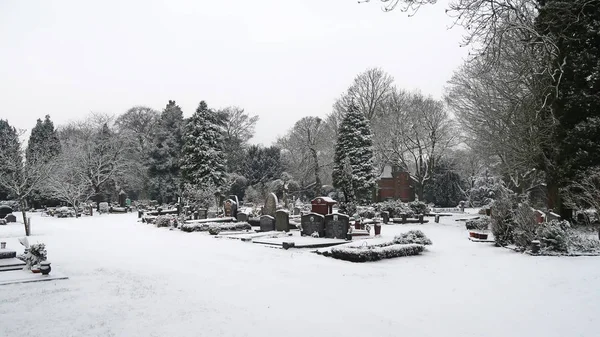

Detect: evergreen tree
[0, 120, 21, 200]
[181, 101, 227, 189]
[536, 0, 600, 210]
[25, 115, 61, 208]
[147, 100, 184, 203]
[424, 160, 465, 207]
[26, 115, 61, 164]
[332, 102, 377, 203]
[242, 145, 283, 186]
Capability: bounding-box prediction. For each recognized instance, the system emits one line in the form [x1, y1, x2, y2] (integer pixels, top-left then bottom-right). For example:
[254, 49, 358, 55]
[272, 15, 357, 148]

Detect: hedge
[323, 244, 425, 262]
[180, 222, 251, 233]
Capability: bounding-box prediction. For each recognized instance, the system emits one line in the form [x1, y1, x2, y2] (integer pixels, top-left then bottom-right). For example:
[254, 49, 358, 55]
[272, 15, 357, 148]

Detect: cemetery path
[1, 212, 599, 337]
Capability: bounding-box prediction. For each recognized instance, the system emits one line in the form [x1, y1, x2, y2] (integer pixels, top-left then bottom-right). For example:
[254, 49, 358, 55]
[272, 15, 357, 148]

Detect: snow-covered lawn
[1, 212, 599, 337]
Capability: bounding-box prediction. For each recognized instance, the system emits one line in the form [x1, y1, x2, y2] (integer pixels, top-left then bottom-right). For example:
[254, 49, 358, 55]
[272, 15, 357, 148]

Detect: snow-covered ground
[1, 212, 599, 337]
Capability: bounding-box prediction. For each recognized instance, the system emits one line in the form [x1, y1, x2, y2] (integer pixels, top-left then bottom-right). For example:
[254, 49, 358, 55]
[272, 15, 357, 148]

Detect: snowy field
[1, 212, 599, 337]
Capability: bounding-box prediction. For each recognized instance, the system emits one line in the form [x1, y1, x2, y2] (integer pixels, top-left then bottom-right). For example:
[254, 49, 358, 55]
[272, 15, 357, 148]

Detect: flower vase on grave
[40, 261, 51, 275]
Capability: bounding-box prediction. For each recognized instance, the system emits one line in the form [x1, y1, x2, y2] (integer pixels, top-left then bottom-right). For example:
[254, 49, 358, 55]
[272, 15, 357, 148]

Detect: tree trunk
[310, 148, 321, 197]
[20, 199, 30, 236]
[546, 177, 561, 212]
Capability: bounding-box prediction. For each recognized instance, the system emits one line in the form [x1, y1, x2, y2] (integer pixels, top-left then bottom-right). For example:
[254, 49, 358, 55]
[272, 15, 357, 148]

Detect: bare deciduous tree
[278, 117, 330, 196]
[0, 136, 54, 235]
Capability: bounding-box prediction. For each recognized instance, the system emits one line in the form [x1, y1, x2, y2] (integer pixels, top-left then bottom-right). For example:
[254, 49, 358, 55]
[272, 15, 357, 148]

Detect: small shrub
[358, 207, 376, 219]
[155, 215, 178, 228]
[511, 204, 537, 248]
[373, 200, 413, 218]
[537, 220, 569, 253]
[325, 244, 425, 262]
[408, 201, 430, 215]
[393, 230, 433, 245]
[208, 226, 221, 235]
[465, 216, 491, 230]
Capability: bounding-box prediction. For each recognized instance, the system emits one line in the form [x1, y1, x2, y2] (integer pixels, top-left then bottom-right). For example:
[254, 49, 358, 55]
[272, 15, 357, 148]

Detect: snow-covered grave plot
[1, 212, 600, 337]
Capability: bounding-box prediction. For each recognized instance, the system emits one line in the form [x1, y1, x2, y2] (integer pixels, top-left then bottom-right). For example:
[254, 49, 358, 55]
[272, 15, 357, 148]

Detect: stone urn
[40, 261, 51, 275]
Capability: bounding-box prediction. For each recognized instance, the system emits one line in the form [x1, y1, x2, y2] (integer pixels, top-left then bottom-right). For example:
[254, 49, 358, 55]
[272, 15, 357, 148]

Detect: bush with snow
[373, 200, 414, 218]
[536, 220, 570, 253]
[408, 201, 430, 215]
[155, 215, 178, 228]
[465, 216, 491, 230]
[180, 222, 251, 233]
[468, 172, 506, 207]
[324, 244, 425, 262]
[393, 230, 433, 245]
[338, 202, 358, 217]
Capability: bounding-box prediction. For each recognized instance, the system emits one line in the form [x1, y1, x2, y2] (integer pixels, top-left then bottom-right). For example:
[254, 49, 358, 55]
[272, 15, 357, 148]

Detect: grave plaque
[264, 193, 278, 217]
[260, 215, 275, 232]
[5, 214, 16, 223]
[275, 210, 290, 232]
[301, 213, 325, 237]
[324, 213, 350, 239]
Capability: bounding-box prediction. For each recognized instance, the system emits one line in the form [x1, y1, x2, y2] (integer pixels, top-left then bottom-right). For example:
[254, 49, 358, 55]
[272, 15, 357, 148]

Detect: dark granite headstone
[5, 214, 16, 223]
[237, 212, 249, 222]
[301, 213, 325, 237]
[0, 205, 13, 219]
[275, 210, 290, 232]
[260, 215, 275, 232]
[324, 213, 350, 239]
[0, 249, 17, 259]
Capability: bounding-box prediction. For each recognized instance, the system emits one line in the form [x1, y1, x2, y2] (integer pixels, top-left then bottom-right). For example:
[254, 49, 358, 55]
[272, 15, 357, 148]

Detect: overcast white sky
[0, 0, 468, 145]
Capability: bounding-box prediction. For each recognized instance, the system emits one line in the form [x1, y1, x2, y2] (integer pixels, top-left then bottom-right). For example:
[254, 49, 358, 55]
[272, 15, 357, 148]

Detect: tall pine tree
[26, 115, 61, 164]
[26, 115, 61, 208]
[147, 100, 185, 203]
[181, 101, 227, 189]
[332, 102, 376, 203]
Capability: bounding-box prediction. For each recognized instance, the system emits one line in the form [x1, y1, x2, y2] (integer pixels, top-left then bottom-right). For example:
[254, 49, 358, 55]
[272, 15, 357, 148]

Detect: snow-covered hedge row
[180, 222, 251, 233]
[323, 244, 425, 262]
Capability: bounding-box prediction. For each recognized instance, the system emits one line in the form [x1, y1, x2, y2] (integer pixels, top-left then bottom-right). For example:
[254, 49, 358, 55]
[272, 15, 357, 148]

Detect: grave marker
[264, 193, 278, 217]
[301, 213, 325, 237]
[324, 213, 350, 239]
[275, 210, 290, 232]
[260, 215, 275, 232]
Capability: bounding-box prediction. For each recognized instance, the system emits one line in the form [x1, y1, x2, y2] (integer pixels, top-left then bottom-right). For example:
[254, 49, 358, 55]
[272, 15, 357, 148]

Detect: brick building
[376, 164, 416, 202]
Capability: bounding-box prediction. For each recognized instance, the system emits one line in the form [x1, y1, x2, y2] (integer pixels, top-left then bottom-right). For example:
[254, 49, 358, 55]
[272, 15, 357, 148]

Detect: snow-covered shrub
[338, 202, 358, 217]
[468, 172, 505, 207]
[393, 230, 433, 245]
[325, 244, 425, 262]
[180, 222, 251, 233]
[19, 243, 47, 269]
[244, 185, 264, 205]
[311, 231, 320, 238]
[208, 226, 221, 235]
[490, 189, 519, 246]
[358, 207, 376, 219]
[373, 200, 413, 218]
[155, 215, 178, 228]
[536, 220, 569, 253]
[465, 216, 491, 230]
[408, 201, 430, 215]
[511, 204, 538, 248]
[568, 231, 600, 253]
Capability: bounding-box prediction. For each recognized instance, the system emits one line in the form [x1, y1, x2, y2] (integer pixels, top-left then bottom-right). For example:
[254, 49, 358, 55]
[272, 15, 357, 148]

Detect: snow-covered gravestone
[264, 193, 278, 217]
[275, 210, 289, 232]
[301, 213, 324, 237]
[260, 215, 275, 232]
[324, 213, 350, 239]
